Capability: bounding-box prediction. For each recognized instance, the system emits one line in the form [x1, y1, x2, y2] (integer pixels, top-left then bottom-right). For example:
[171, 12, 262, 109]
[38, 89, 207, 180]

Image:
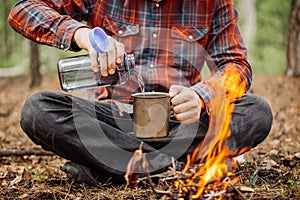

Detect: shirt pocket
[102, 16, 140, 52]
[170, 26, 208, 68]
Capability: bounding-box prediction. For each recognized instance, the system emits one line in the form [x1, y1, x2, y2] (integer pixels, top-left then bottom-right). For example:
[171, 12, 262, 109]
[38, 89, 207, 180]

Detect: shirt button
[155, 3, 159, 8]
[149, 64, 154, 69]
[118, 30, 124, 35]
[152, 33, 158, 38]
[188, 35, 194, 40]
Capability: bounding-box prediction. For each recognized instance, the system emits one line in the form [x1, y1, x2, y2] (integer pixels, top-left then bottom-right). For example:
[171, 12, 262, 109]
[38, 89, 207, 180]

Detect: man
[8, 0, 273, 185]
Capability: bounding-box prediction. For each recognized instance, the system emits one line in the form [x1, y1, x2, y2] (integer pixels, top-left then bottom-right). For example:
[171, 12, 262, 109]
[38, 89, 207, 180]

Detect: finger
[172, 101, 193, 114]
[173, 92, 192, 105]
[171, 88, 194, 106]
[108, 62, 116, 75]
[98, 52, 108, 77]
[181, 117, 198, 125]
[107, 41, 116, 75]
[169, 85, 183, 98]
[174, 110, 199, 124]
[174, 111, 191, 123]
[172, 102, 200, 121]
[108, 40, 125, 74]
[107, 48, 116, 75]
[115, 41, 125, 64]
[106, 39, 117, 75]
[89, 50, 99, 72]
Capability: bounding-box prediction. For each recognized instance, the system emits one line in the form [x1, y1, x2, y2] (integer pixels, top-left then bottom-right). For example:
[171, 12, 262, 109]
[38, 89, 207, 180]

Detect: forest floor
[0, 74, 299, 199]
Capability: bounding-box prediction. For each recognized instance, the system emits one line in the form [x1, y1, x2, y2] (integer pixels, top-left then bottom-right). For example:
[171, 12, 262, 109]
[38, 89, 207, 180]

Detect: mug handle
[169, 104, 180, 123]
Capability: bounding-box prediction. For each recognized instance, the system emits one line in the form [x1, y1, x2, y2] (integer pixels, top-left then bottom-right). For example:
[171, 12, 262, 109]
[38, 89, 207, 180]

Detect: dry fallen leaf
[9, 168, 32, 187]
[19, 193, 29, 199]
[9, 175, 22, 187]
[295, 152, 300, 159]
[236, 185, 255, 193]
[21, 168, 32, 181]
[0, 166, 9, 179]
[0, 131, 5, 142]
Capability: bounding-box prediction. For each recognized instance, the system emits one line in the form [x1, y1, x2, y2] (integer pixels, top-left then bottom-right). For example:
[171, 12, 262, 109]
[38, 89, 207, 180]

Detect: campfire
[126, 65, 250, 199]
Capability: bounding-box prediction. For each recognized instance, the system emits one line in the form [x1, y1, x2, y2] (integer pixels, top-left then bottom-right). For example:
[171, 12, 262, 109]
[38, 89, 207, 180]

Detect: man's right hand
[73, 27, 125, 76]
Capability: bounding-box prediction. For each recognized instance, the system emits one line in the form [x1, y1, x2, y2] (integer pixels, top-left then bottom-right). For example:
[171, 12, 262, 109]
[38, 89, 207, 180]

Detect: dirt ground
[0, 74, 299, 199]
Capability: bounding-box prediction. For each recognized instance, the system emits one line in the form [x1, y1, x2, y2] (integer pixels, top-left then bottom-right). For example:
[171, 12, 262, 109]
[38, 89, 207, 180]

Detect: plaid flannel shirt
[8, 0, 252, 113]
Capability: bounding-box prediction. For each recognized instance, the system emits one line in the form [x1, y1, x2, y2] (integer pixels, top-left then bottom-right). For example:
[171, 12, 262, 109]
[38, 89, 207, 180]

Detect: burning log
[134, 157, 250, 199]
[172, 160, 244, 199]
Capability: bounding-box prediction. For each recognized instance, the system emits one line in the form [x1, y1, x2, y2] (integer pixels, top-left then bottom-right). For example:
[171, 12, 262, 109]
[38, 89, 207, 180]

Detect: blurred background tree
[0, 0, 77, 81]
[235, 0, 292, 75]
[286, 0, 300, 77]
[0, 0, 295, 86]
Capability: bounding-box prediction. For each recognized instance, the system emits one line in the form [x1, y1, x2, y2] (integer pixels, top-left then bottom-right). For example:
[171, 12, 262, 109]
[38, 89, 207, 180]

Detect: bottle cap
[88, 27, 109, 54]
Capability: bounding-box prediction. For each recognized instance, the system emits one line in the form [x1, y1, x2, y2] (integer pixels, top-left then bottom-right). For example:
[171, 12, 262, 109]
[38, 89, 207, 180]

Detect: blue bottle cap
[88, 27, 109, 54]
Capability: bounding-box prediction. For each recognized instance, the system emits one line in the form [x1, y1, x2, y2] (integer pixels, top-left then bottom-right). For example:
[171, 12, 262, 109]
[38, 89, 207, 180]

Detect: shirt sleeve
[8, 0, 94, 51]
[190, 0, 252, 114]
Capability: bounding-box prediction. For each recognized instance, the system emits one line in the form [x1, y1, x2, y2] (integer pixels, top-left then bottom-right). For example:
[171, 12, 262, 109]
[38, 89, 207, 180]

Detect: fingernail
[116, 57, 122, 63]
[92, 67, 99, 72]
[109, 68, 115, 74]
[102, 71, 108, 77]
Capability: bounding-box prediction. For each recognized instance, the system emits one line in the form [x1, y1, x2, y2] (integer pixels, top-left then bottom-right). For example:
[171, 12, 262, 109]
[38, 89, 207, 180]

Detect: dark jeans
[20, 91, 272, 183]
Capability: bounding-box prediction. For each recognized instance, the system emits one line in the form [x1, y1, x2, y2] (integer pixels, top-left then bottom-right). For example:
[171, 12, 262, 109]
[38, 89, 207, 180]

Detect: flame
[175, 64, 249, 198]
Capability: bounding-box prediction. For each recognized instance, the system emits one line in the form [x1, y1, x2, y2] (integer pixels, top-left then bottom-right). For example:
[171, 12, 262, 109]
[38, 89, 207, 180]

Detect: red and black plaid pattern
[8, 0, 252, 111]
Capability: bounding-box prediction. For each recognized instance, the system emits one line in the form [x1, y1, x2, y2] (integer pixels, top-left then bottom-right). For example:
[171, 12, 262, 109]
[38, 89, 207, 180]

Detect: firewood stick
[142, 153, 172, 196]
[228, 183, 247, 200]
[0, 149, 54, 157]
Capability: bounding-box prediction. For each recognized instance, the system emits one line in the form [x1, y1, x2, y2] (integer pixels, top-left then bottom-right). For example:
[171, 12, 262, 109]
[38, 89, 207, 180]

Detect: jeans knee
[243, 95, 273, 149]
[228, 94, 273, 152]
[20, 91, 47, 134]
[252, 95, 273, 139]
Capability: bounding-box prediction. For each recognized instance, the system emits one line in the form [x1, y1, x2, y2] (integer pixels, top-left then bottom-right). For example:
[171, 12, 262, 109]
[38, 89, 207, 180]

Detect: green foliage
[25, 167, 46, 183]
[0, 34, 29, 69]
[238, 0, 291, 75]
[253, 0, 291, 75]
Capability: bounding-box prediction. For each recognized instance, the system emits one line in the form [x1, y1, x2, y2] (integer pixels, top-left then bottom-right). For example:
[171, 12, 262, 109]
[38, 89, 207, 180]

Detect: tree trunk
[239, 0, 256, 48]
[286, 0, 300, 77]
[3, 0, 12, 57]
[30, 41, 42, 87]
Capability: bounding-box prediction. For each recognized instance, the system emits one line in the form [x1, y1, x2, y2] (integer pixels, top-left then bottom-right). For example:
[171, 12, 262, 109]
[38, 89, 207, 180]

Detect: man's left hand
[169, 85, 203, 124]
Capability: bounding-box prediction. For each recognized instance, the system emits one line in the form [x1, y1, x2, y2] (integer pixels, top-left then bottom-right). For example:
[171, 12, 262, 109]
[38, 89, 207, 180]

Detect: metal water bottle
[57, 27, 135, 92]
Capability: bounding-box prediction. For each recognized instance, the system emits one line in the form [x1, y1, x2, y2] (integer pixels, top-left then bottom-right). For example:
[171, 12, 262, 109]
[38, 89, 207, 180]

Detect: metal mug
[132, 92, 177, 138]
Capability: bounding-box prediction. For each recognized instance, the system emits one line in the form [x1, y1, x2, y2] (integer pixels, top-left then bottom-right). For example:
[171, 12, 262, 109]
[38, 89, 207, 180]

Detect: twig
[142, 154, 172, 196]
[229, 183, 247, 200]
[0, 149, 54, 157]
[52, 189, 70, 197]
[176, 178, 187, 188]
[249, 192, 254, 200]
[138, 169, 177, 182]
[64, 181, 74, 200]
[203, 189, 226, 200]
